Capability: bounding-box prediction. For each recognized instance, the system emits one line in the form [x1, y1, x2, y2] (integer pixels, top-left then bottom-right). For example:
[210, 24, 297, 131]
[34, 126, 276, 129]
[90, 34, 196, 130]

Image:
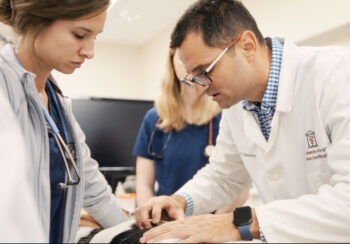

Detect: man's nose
[194, 82, 209, 95]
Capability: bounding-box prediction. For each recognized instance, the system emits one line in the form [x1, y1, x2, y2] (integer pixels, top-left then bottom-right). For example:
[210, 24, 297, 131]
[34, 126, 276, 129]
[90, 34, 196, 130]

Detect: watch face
[234, 206, 252, 226]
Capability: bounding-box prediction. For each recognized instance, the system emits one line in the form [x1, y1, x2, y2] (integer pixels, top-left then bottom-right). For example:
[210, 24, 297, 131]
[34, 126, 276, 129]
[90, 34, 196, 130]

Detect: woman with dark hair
[0, 0, 127, 242]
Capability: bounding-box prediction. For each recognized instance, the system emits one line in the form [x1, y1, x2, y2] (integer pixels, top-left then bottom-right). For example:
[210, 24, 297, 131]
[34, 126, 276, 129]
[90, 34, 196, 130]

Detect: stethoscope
[148, 118, 214, 159]
[13, 54, 80, 188]
[40, 82, 80, 189]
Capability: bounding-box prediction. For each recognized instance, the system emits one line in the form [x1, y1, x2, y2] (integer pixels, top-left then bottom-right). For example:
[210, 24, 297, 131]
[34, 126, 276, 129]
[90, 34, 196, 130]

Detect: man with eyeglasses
[134, 0, 350, 243]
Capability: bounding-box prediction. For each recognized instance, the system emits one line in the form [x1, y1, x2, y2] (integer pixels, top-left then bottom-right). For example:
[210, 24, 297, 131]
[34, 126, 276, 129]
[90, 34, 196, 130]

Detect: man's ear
[238, 30, 258, 63]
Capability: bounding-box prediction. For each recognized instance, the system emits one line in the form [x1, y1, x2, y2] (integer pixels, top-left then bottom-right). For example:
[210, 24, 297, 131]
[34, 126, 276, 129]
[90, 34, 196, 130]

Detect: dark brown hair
[170, 0, 264, 49]
[0, 0, 110, 36]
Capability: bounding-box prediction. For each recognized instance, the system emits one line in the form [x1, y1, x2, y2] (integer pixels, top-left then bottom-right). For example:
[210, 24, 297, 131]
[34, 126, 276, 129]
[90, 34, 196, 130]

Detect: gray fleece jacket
[0, 44, 127, 242]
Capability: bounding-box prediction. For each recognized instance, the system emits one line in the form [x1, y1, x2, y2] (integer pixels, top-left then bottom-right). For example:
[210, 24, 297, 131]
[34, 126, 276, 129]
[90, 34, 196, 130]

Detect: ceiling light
[109, 0, 118, 11]
[118, 0, 140, 22]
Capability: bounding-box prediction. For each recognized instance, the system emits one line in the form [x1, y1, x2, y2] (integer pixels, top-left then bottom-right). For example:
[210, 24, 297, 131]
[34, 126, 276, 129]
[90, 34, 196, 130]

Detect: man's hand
[139, 213, 240, 243]
[134, 195, 186, 229]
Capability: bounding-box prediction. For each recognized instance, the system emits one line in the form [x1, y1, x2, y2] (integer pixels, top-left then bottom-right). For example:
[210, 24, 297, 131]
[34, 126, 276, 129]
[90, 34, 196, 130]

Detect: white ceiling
[99, 0, 350, 46]
[2, 0, 350, 47]
[99, 0, 198, 45]
[0, 0, 198, 46]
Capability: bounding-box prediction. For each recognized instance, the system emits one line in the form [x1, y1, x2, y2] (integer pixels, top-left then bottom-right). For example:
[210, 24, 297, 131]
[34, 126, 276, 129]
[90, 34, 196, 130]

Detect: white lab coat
[177, 39, 350, 242]
[0, 93, 45, 242]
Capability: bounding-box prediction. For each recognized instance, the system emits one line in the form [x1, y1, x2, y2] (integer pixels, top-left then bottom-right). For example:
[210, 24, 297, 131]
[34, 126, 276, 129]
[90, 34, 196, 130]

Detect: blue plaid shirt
[242, 38, 283, 141]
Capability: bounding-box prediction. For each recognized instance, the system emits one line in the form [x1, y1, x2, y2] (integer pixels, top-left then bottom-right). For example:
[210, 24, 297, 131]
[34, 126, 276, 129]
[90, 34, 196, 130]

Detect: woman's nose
[79, 40, 94, 59]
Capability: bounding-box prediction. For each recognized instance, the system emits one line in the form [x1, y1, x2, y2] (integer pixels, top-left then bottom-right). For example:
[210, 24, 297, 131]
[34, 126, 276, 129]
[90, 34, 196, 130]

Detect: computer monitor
[71, 97, 154, 174]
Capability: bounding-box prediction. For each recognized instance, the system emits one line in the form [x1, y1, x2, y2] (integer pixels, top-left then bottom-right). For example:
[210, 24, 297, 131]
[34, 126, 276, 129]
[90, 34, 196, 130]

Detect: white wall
[243, 0, 350, 43]
[54, 1, 350, 101]
[297, 22, 350, 47]
[53, 43, 144, 99]
[54, 27, 172, 101]
[3, 1, 350, 101]
[139, 28, 172, 100]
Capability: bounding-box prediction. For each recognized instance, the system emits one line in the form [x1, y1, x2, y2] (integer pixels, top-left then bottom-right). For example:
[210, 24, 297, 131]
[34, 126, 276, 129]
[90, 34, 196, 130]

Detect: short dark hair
[170, 0, 264, 49]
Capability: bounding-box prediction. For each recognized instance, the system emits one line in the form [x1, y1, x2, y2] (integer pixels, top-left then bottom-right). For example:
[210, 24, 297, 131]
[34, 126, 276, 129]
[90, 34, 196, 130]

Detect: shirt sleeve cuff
[260, 227, 267, 242]
[174, 192, 193, 216]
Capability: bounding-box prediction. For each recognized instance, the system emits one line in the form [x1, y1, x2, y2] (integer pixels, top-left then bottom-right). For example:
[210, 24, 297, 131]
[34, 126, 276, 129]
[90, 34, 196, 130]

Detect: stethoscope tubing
[148, 118, 213, 159]
[40, 82, 80, 187]
[13, 55, 79, 187]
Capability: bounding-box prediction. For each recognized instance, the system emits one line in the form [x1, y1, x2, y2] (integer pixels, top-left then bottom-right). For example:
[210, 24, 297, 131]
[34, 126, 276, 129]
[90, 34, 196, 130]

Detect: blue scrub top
[133, 108, 221, 196]
[46, 83, 67, 243]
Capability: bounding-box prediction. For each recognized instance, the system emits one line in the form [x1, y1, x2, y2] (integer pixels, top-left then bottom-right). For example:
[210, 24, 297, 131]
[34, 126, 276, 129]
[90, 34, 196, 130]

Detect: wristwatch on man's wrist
[233, 206, 253, 240]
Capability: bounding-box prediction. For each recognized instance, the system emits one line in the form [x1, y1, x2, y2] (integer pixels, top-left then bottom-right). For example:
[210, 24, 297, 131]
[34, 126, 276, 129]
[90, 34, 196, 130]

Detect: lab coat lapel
[244, 38, 300, 153]
[265, 39, 300, 152]
[274, 38, 299, 113]
[243, 109, 268, 151]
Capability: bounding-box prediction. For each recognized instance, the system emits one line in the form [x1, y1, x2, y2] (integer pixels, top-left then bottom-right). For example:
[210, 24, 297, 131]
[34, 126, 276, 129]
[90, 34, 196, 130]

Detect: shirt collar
[0, 44, 63, 95]
[0, 44, 35, 81]
[242, 38, 284, 113]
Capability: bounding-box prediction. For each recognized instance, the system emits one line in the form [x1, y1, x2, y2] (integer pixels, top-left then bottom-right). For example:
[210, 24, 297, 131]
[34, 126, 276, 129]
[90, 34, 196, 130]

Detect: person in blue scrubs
[134, 48, 248, 209]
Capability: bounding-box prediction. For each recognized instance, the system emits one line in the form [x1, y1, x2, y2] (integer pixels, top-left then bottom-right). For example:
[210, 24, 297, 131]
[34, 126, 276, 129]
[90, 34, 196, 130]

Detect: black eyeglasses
[147, 127, 172, 159]
[181, 36, 241, 87]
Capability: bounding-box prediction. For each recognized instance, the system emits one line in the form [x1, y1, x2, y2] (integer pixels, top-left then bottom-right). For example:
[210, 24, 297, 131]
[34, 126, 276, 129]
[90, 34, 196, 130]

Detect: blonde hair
[155, 48, 221, 132]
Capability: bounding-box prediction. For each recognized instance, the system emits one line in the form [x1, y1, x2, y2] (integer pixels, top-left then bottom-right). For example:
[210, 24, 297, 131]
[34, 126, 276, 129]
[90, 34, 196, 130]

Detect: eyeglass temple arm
[205, 47, 229, 73]
[55, 134, 81, 185]
[180, 78, 194, 88]
[206, 38, 240, 73]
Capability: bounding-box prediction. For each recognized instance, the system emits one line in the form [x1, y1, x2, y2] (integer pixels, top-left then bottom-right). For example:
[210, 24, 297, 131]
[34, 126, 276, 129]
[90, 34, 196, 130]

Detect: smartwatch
[233, 206, 252, 240]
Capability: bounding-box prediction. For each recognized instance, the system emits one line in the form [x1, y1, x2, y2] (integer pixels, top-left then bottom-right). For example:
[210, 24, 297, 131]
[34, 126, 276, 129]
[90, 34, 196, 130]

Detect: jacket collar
[0, 44, 63, 95]
[0, 44, 35, 81]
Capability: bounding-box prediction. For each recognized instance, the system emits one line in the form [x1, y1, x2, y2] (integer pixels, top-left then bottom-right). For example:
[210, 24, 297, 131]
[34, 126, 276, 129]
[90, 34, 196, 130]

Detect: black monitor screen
[72, 97, 153, 170]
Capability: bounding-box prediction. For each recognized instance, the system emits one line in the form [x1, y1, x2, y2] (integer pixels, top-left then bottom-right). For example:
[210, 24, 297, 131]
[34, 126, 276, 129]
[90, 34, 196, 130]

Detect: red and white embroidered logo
[305, 130, 318, 149]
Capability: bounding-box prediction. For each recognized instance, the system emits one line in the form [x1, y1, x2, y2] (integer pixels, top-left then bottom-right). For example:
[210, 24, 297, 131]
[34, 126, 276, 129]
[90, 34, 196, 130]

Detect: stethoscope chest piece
[204, 144, 215, 158]
[204, 119, 214, 158]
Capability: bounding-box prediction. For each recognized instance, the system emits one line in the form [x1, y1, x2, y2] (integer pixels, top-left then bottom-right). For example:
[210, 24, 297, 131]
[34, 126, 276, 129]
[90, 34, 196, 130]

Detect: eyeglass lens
[192, 72, 211, 86]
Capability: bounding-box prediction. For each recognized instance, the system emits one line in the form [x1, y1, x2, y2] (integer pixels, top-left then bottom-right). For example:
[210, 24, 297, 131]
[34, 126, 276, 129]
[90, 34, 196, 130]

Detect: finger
[134, 208, 142, 229]
[152, 197, 177, 222]
[148, 233, 183, 244]
[167, 207, 185, 221]
[140, 209, 153, 229]
[140, 222, 174, 243]
[135, 205, 152, 229]
[134, 207, 143, 229]
[147, 226, 194, 243]
[143, 225, 185, 243]
[151, 204, 162, 224]
[180, 233, 208, 243]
